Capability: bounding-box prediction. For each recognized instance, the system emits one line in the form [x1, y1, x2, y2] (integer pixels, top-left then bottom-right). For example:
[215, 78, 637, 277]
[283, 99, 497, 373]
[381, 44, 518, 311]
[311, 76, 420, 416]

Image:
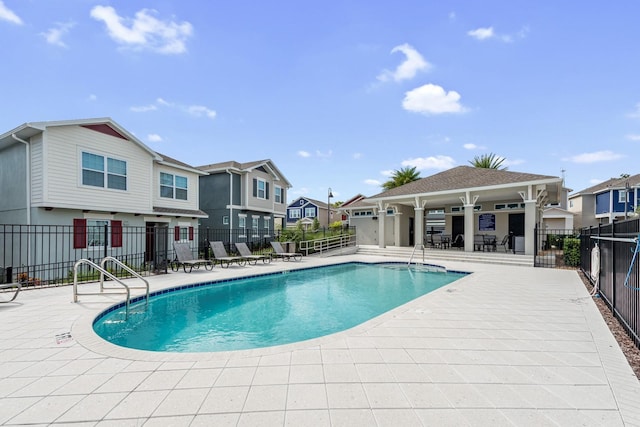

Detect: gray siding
[199, 173, 231, 228]
[0, 143, 27, 223]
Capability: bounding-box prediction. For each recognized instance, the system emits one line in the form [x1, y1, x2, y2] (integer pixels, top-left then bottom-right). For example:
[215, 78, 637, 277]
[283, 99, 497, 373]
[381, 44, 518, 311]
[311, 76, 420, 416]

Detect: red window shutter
[111, 220, 123, 247]
[73, 218, 87, 249]
[188, 226, 194, 241]
[174, 226, 180, 241]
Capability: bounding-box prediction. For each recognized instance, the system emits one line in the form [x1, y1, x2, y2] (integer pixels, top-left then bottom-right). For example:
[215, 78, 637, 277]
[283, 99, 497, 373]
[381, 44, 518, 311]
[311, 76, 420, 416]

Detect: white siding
[41, 125, 154, 213]
[31, 134, 44, 203]
[153, 165, 201, 213]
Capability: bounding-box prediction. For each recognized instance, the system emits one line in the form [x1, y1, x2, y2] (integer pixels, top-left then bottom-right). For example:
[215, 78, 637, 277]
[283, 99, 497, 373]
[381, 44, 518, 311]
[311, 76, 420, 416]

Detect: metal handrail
[407, 244, 425, 267]
[73, 259, 132, 319]
[100, 256, 149, 306]
[298, 233, 356, 256]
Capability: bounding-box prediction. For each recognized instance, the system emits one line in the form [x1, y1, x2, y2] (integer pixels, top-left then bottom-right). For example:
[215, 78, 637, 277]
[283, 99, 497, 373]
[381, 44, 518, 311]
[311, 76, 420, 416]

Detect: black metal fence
[580, 219, 640, 348]
[534, 226, 581, 268]
[0, 224, 355, 288]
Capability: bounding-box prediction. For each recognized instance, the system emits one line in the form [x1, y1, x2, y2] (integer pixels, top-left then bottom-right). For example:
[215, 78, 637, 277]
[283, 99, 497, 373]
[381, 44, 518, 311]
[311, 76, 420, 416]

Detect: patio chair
[473, 234, 485, 251]
[496, 235, 509, 252]
[270, 241, 303, 261]
[172, 242, 215, 273]
[483, 235, 497, 252]
[235, 242, 272, 264]
[209, 241, 248, 268]
[451, 234, 464, 249]
[0, 282, 21, 303]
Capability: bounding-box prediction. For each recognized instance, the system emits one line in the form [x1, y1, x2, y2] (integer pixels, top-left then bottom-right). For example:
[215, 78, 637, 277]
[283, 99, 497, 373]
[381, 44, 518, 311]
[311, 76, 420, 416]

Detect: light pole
[327, 187, 333, 229]
[625, 181, 630, 220]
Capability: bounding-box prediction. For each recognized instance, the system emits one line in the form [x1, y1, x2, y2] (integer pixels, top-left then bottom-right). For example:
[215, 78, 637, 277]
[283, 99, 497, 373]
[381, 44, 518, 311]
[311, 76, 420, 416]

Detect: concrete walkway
[1, 255, 639, 426]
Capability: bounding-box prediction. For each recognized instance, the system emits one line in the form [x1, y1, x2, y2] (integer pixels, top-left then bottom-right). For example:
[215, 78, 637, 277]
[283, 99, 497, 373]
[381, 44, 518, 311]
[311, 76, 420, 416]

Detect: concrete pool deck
[1, 254, 639, 426]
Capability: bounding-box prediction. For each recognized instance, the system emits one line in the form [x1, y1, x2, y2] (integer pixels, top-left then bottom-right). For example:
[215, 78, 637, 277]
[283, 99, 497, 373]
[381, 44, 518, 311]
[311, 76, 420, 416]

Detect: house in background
[286, 197, 333, 229]
[541, 186, 575, 230]
[196, 160, 291, 241]
[568, 174, 639, 229]
[0, 118, 208, 273]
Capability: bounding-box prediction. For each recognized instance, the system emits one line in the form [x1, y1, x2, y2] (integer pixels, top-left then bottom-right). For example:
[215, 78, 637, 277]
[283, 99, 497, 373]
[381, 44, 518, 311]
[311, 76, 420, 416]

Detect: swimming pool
[93, 262, 466, 352]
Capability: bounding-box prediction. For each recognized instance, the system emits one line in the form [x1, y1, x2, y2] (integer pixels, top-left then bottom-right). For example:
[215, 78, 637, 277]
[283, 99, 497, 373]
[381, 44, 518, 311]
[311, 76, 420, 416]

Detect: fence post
[611, 222, 615, 315]
[103, 224, 108, 260]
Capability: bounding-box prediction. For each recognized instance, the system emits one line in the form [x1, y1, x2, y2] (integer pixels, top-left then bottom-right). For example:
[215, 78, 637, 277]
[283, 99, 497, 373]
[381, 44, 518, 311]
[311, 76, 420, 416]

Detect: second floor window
[275, 186, 283, 203]
[304, 207, 315, 217]
[82, 152, 127, 190]
[160, 172, 188, 200]
[256, 179, 266, 199]
[290, 209, 301, 219]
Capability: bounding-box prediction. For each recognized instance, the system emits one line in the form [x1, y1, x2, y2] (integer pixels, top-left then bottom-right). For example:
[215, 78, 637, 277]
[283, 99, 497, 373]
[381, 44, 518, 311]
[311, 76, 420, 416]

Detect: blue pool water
[93, 262, 466, 352]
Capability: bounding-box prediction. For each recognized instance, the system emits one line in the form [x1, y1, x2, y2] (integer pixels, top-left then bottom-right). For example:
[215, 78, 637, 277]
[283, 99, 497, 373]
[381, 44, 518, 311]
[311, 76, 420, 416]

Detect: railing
[100, 256, 149, 305]
[408, 244, 425, 267]
[73, 257, 149, 320]
[581, 219, 640, 349]
[298, 233, 357, 256]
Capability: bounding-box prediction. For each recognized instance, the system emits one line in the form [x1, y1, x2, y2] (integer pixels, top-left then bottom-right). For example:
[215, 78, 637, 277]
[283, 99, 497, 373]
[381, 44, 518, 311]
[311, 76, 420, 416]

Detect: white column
[377, 204, 386, 248]
[464, 204, 475, 252]
[394, 212, 403, 246]
[524, 199, 537, 255]
[414, 207, 424, 248]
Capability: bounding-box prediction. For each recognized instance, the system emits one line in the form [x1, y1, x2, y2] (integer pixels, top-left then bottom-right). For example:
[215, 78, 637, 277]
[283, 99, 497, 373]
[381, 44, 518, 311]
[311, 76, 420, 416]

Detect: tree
[382, 166, 421, 190]
[469, 153, 507, 170]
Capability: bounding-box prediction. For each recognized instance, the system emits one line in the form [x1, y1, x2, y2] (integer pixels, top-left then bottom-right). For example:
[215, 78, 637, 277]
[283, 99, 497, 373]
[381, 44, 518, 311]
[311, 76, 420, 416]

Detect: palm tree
[469, 153, 507, 170]
[382, 166, 420, 190]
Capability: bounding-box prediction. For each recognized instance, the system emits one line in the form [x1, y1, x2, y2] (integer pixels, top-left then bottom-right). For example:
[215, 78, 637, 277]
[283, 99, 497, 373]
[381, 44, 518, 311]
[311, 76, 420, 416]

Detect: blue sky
[1, 1, 638, 204]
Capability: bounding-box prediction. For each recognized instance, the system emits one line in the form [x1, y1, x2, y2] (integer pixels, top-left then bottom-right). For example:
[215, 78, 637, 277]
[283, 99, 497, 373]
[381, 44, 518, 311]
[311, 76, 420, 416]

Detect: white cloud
[468, 25, 528, 42]
[448, 12, 456, 21]
[381, 169, 394, 177]
[297, 150, 311, 158]
[377, 43, 431, 83]
[626, 134, 640, 141]
[88, 94, 97, 101]
[186, 105, 216, 119]
[463, 143, 486, 150]
[503, 158, 524, 167]
[41, 21, 75, 47]
[402, 155, 455, 171]
[353, 152, 362, 159]
[147, 133, 162, 142]
[130, 98, 216, 120]
[402, 84, 467, 115]
[0, 1, 22, 25]
[563, 150, 624, 164]
[364, 179, 381, 186]
[90, 5, 193, 54]
[315, 150, 333, 158]
[468, 27, 494, 40]
[130, 104, 158, 112]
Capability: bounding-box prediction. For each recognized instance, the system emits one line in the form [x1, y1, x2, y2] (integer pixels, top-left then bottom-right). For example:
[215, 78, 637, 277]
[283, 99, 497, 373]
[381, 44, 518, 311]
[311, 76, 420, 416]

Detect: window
[353, 210, 373, 216]
[264, 217, 270, 230]
[253, 178, 269, 200]
[222, 216, 229, 225]
[569, 200, 574, 208]
[274, 186, 283, 203]
[290, 208, 301, 219]
[386, 209, 395, 215]
[173, 225, 194, 242]
[494, 202, 525, 210]
[304, 207, 315, 217]
[82, 152, 127, 190]
[451, 205, 482, 212]
[252, 217, 259, 235]
[73, 218, 123, 249]
[619, 191, 628, 203]
[160, 172, 188, 200]
[238, 216, 246, 237]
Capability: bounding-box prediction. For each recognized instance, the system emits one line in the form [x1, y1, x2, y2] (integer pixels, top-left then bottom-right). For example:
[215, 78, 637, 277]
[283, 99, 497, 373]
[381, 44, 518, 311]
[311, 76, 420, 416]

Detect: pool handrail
[73, 258, 132, 319]
[100, 256, 149, 306]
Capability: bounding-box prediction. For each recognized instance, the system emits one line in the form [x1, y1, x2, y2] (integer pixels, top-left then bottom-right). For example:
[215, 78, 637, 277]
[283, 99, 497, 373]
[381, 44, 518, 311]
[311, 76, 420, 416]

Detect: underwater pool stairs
[354, 244, 534, 267]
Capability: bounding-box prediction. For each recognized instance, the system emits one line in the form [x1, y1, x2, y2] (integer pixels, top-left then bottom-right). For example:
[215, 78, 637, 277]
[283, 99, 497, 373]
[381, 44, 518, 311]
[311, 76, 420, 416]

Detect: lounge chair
[496, 235, 510, 252]
[270, 241, 302, 261]
[235, 242, 272, 264]
[0, 282, 21, 303]
[172, 242, 215, 273]
[451, 234, 464, 249]
[209, 241, 248, 268]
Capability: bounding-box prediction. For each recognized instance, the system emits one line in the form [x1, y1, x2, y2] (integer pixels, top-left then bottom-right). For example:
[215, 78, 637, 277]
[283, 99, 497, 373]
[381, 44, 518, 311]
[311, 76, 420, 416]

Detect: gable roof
[196, 159, 292, 188]
[0, 117, 160, 158]
[570, 174, 640, 198]
[368, 166, 561, 200]
[287, 196, 330, 209]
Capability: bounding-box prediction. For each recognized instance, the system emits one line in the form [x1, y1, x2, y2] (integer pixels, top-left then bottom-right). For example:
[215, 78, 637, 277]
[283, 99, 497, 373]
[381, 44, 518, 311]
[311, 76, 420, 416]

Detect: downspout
[11, 134, 31, 226]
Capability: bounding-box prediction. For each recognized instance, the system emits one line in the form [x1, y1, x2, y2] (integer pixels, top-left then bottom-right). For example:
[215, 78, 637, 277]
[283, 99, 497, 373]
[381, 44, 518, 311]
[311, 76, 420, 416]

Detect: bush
[563, 237, 581, 267]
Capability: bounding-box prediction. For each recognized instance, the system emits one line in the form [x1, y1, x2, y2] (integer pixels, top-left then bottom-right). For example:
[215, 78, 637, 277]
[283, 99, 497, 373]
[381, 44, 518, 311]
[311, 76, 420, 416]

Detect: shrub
[563, 237, 581, 267]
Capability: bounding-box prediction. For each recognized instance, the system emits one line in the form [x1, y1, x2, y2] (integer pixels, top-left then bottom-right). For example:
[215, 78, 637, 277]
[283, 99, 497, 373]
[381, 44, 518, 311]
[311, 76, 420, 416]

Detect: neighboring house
[286, 197, 333, 228]
[568, 174, 639, 229]
[348, 166, 563, 255]
[541, 186, 575, 230]
[196, 160, 291, 239]
[337, 194, 367, 225]
[0, 118, 208, 273]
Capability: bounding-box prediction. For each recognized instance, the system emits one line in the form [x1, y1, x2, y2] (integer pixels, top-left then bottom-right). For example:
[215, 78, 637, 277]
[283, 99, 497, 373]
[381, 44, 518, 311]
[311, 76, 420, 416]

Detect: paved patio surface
[1, 254, 639, 426]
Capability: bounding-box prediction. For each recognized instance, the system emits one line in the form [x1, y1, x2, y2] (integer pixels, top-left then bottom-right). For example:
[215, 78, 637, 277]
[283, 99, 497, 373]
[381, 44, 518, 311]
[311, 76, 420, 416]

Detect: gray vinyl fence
[580, 218, 640, 348]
